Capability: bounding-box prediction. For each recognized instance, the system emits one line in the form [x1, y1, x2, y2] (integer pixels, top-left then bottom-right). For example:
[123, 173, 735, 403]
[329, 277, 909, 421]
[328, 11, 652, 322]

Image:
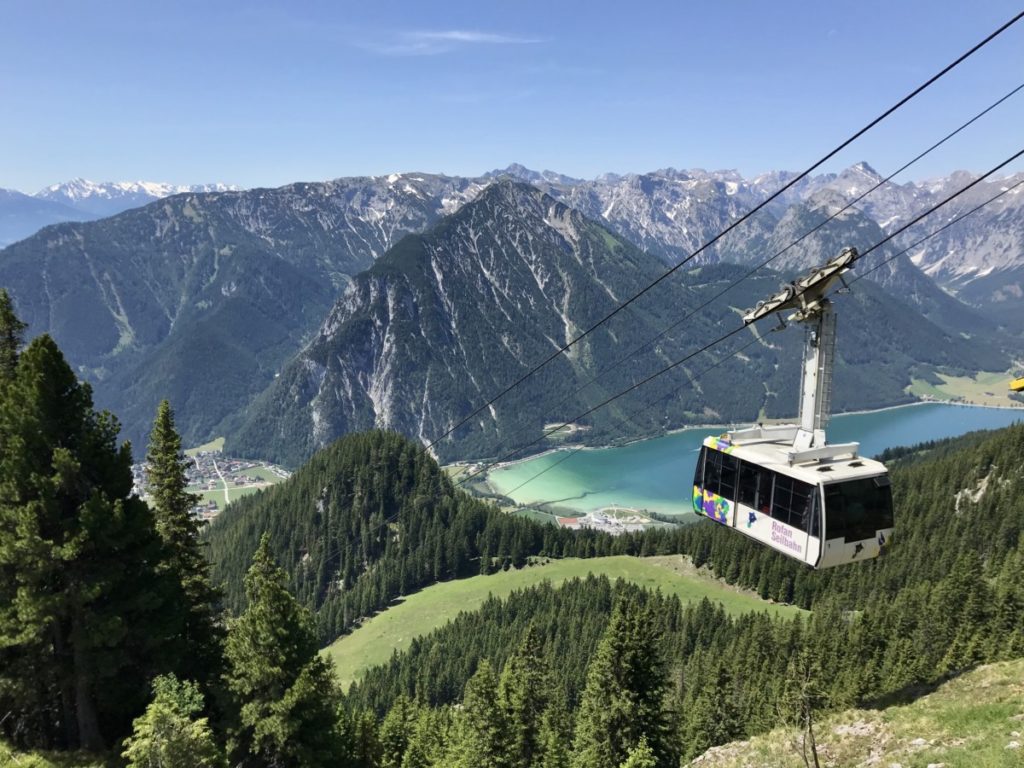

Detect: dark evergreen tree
[223, 535, 344, 767]
[146, 399, 223, 688]
[498, 625, 550, 768]
[451, 660, 511, 768]
[570, 600, 673, 768]
[537, 687, 573, 768]
[0, 334, 175, 751]
[378, 695, 415, 768]
[0, 288, 26, 379]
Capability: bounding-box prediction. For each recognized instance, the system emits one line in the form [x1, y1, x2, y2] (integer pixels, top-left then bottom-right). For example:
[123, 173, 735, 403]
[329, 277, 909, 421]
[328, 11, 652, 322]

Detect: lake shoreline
[469, 398, 1023, 475]
[474, 400, 1024, 516]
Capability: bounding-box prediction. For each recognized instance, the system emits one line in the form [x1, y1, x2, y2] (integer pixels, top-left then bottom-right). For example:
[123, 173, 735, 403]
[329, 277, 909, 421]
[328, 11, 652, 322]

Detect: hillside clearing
[908, 371, 1023, 408]
[184, 436, 225, 456]
[690, 658, 1024, 767]
[324, 555, 803, 689]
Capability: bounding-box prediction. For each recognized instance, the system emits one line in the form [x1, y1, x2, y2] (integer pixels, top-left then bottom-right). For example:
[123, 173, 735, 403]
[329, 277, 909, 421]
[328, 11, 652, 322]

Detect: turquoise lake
[484, 403, 1024, 516]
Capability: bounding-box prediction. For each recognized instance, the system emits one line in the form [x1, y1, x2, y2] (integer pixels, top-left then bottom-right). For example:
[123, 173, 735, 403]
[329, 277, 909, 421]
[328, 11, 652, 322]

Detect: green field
[184, 436, 225, 457]
[189, 484, 267, 508]
[227, 466, 282, 483]
[694, 658, 1024, 767]
[908, 371, 1023, 408]
[323, 555, 804, 689]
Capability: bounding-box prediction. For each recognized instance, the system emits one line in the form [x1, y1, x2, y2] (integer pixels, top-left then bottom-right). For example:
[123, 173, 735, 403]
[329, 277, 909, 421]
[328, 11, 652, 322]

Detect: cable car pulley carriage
[692, 247, 894, 569]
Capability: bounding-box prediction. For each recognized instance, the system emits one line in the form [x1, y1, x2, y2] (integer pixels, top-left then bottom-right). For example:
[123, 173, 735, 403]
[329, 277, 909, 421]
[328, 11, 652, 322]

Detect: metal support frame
[740, 247, 860, 457]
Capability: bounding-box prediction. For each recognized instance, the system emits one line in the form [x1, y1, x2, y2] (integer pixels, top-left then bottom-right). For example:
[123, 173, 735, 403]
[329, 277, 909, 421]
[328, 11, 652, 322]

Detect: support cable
[425, 10, 1024, 451]
[474, 79, 1024, 465]
[505, 178, 1024, 502]
[454, 146, 1024, 490]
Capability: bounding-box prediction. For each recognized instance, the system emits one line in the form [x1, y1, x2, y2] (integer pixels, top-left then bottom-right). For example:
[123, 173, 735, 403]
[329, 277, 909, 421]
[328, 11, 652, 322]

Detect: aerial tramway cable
[497, 333, 769, 501]
[425, 10, 1024, 452]
[467, 78, 1024, 466]
[508, 177, 1024, 503]
[454, 145, 1024, 490]
[309, 155, 1024, 580]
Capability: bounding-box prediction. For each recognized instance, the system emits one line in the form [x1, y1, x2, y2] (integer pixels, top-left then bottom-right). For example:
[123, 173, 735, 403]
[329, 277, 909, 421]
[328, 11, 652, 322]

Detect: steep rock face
[903, 174, 1024, 330]
[230, 182, 1006, 467]
[0, 174, 484, 446]
[2, 163, 1017, 450]
[760, 190, 999, 338]
[230, 181, 714, 464]
[493, 164, 1024, 325]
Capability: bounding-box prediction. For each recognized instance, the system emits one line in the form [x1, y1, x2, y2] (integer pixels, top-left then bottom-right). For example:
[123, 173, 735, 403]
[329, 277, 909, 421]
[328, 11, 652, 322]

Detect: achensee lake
[484, 403, 1023, 517]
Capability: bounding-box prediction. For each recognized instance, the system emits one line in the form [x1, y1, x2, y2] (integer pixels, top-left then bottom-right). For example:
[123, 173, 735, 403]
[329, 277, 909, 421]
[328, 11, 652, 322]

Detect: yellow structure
[1011, 376, 1024, 392]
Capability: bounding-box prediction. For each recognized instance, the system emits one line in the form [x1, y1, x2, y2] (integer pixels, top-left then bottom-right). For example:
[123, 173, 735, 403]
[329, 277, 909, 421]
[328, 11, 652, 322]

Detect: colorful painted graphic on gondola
[692, 484, 730, 524]
[703, 435, 735, 453]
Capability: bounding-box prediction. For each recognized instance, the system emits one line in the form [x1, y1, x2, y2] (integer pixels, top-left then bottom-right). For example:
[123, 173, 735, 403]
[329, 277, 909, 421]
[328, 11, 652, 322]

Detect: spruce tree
[0, 334, 176, 751]
[379, 695, 415, 768]
[618, 737, 656, 768]
[537, 688, 572, 768]
[570, 600, 673, 768]
[0, 288, 26, 380]
[223, 534, 345, 767]
[498, 625, 551, 768]
[145, 399, 222, 686]
[122, 675, 225, 768]
[451, 659, 511, 768]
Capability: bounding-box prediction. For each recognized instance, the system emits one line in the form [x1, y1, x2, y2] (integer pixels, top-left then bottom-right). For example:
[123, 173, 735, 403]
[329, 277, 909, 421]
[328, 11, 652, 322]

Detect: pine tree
[0, 334, 175, 751]
[537, 689, 573, 768]
[223, 534, 345, 767]
[402, 707, 451, 768]
[570, 600, 673, 768]
[681, 658, 741, 761]
[618, 737, 656, 768]
[498, 625, 550, 768]
[146, 399, 222, 687]
[122, 675, 225, 768]
[451, 659, 511, 768]
[0, 288, 26, 380]
[379, 695, 415, 768]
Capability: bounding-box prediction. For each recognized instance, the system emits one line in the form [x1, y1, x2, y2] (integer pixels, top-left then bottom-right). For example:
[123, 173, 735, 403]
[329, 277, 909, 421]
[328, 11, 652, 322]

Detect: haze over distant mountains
[0, 163, 1020, 462]
[0, 178, 237, 245]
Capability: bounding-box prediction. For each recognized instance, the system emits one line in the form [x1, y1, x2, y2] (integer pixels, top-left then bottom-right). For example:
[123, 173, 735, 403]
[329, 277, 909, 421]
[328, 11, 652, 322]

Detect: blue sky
[2, 1, 1023, 191]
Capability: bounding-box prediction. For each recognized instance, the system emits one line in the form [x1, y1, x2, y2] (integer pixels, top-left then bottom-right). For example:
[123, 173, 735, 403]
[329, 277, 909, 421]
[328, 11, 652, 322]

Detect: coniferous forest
[2, 288, 1023, 767]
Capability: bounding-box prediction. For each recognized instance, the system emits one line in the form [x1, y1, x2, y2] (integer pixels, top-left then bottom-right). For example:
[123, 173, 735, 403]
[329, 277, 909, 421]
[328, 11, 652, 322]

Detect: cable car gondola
[692, 247, 894, 569]
[1011, 376, 1024, 392]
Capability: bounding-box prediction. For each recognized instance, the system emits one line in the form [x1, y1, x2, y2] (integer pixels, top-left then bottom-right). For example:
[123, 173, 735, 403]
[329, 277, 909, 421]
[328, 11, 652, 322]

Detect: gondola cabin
[1011, 376, 1024, 392]
[692, 431, 893, 568]
[694, 247, 896, 568]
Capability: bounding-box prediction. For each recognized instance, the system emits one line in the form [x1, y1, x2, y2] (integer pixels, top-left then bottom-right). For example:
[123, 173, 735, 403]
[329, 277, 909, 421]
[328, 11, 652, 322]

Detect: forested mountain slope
[3, 164, 1014, 450]
[336, 423, 1024, 767]
[204, 430, 611, 640]
[0, 175, 482, 447]
[230, 181, 1007, 466]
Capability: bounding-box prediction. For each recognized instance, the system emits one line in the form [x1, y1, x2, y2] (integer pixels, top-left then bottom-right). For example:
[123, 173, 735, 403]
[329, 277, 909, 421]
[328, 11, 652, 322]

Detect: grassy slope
[324, 555, 804, 689]
[908, 371, 1023, 407]
[184, 436, 225, 456]
[0, 744, 110, 768]
[690, 658, 1024, 768]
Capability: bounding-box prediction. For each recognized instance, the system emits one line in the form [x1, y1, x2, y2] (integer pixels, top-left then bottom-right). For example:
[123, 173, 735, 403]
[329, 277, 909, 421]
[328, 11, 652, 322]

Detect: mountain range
[0, 164, 1020, 462]
[229, 181, 1008, 465]
[0, 178, 236, 246]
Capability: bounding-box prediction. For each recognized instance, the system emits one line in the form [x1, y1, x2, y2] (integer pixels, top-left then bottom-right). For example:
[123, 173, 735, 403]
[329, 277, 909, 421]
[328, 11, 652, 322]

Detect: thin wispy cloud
[359, 29, 544, 56]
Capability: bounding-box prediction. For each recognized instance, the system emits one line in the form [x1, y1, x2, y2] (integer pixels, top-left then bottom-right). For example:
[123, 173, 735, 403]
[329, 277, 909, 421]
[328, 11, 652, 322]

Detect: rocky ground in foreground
[690, 658, 1024, 768]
